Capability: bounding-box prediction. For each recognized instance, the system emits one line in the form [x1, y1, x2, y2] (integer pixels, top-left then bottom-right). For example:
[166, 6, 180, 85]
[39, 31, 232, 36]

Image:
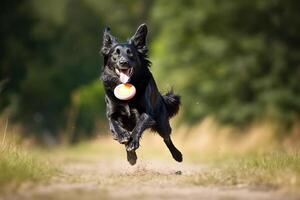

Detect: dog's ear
[101, 27, 117, 55]
[130, 23, 148, 54]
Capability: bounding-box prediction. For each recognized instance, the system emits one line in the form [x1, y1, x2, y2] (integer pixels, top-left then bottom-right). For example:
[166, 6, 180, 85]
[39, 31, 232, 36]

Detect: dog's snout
[118, 58, 129, 66]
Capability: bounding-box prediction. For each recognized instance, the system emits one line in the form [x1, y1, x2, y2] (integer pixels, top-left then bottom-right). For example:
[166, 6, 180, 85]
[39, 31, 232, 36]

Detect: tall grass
[0, 119, 54, 187]
[191, 152, 300, 189]
[171, 118, 300, 189]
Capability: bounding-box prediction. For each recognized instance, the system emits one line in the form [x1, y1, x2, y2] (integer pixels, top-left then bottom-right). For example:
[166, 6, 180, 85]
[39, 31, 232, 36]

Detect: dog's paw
[118, 131, 131, 144]
[173, 150, 183, 162]
[127, 151, 137, 165]
[126, 139, 139, 151]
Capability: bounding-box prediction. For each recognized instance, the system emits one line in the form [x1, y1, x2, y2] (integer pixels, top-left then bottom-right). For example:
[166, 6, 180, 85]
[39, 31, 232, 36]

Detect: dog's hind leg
[164, 136, 183, 162]
[126, 150, 137, 165]
[158, 123, 183, 162]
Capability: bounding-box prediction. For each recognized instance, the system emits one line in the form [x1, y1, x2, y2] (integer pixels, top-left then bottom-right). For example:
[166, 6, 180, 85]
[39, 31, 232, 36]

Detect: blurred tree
[1, 0, 299, 141]
[0, 0, 37, 113]
[17, 0, 103, 138]
[67, 80, 106, 143]
[0, 0, 152, 142]
[151, 0, 300, 125]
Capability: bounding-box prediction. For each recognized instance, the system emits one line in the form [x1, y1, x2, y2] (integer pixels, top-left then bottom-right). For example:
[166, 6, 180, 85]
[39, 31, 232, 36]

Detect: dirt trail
[2, 154, 298, 200]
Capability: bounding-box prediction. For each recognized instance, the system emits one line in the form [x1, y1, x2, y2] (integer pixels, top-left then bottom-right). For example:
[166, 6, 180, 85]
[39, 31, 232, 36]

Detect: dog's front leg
[105, 95, 131, 144]
[126, 113, 155, 151]
[108, 116, 131, 144]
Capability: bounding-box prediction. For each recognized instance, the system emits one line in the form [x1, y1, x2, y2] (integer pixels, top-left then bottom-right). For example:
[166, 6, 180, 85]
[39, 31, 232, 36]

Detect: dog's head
[101, 24, 150, 83]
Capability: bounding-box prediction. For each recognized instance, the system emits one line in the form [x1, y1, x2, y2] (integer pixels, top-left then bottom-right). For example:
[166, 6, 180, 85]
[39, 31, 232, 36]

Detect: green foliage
[0, 0, 36, 111]
[151, 0, 300, 124]
[1, 0, 300, 140]
[67, 81, 106, 142]
[18, 0, 105, 135]
[0, 142, 55, 186]
[0, 0, 148, 139]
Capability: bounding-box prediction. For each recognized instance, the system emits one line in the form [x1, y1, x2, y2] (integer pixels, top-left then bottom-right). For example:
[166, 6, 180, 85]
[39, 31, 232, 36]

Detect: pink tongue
[120, 72, 130, 83]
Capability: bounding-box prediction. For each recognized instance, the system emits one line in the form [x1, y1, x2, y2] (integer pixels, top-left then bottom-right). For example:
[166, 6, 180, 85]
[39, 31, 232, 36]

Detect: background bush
[0, 0, 299, 142]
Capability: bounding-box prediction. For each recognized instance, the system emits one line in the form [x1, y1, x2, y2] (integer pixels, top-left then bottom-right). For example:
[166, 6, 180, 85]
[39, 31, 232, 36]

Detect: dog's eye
[126, 49, 133, 56]
[116, 48, 120, 55]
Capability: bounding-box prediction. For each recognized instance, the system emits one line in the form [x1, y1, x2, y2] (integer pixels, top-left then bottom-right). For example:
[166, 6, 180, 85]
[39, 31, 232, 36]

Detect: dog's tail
[163, 90, 181, 118]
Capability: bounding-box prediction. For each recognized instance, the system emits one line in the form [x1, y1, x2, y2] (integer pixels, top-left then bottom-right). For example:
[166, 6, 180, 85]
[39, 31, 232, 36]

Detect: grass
[0, 120, 55, 188]
[0, 148, 54, 185]
[42, 133, 300, 191]
[1, 116, 300, 195]
[191, 152, 300, 190]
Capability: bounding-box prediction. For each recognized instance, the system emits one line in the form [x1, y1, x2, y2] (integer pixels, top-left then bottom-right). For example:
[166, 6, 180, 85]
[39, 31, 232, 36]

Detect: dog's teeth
[115, 68, 120, 75]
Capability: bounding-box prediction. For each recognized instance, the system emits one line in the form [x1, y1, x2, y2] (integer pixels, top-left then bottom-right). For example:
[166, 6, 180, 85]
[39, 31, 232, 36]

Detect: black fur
[100, 23, 182, 165]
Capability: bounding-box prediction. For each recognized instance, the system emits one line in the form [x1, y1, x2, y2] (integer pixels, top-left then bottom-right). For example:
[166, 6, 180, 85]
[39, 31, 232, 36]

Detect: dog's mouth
[115, 67, 133, 83]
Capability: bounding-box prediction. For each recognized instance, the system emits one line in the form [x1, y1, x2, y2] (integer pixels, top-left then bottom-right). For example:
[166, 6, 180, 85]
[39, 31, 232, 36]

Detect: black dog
[100, 23, 182, 165]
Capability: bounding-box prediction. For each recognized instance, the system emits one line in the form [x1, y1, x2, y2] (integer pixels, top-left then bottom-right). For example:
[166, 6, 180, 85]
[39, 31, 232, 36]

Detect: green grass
[0, 148, 54, 186]
[0, 148, 55, 186]
[191, 152, 300, 189]
[0, 122, 56, 188]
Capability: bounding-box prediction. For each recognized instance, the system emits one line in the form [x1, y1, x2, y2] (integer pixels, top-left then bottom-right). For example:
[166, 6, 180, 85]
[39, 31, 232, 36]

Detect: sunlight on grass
[1, 116, 299, 193]
[0, 120, 55, 187]
[0, 149, 53, 185]
[191, 152, 300, 189]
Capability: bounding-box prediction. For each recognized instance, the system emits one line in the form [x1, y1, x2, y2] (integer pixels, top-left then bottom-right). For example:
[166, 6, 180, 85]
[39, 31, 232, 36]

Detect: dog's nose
[119, 58, 129, 66]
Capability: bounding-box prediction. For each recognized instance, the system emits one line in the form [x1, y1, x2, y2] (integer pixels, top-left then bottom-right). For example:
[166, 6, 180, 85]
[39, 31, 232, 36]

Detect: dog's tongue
[120, 72, 130, 83]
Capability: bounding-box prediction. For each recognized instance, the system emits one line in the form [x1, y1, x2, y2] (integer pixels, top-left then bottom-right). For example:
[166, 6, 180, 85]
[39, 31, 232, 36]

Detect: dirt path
[2, 154, 298, 200]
